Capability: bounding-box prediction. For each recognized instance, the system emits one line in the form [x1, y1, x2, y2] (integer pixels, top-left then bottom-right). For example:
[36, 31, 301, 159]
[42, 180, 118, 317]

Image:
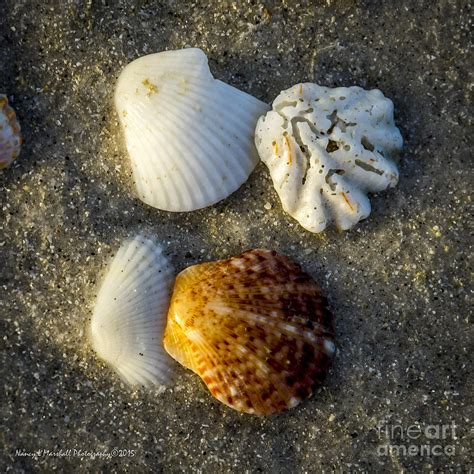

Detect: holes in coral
[361, 136, 375, 152]
[326, 110, 338, 134]
[325, 168, 345, 191]
[326, 140, 339, 153]
[290, 116, 320, 140]
[275, 100, 298, 112]
[325, 174, 336, 191]
[326, 110, 358, 135]
[288, 117, 314, 186]
[355, 159, 384, 175]
[274, 101, 298, 128]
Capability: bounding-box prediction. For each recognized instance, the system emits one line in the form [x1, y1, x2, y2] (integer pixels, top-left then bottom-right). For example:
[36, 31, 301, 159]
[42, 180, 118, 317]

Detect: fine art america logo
[377, 420, 458, 457]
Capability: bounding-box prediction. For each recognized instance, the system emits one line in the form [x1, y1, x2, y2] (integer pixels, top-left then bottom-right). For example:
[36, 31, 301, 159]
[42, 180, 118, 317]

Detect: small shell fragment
[255, 84, 403, 232]
[163, 249, 335, 415]
[115, 48, 269, 212]
[0, 95, 21, 169]
[90, 235, 175, 387]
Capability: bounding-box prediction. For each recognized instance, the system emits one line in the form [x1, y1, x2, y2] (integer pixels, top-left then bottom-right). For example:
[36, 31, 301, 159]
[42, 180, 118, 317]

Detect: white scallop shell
[255, 83, 403, 232]
[0, 94, 21, 169]
[115, 48, 269, 211]
[90, 235, 175, 387]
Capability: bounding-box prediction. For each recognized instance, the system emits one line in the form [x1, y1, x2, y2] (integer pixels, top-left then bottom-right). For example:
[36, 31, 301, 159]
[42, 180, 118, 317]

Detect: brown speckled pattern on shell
[163, 249, 335, 415]
[0, 95, 21, 169]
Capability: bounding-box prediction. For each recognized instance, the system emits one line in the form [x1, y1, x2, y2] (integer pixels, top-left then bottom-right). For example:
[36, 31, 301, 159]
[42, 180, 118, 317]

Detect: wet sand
[1, 1, 472, 472]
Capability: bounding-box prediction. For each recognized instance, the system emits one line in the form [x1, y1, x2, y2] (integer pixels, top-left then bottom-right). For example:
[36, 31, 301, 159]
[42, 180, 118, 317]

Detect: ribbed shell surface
[164, 249, 335, 415]
[115, 48, 269, 211]
[91, 235, 175, 387]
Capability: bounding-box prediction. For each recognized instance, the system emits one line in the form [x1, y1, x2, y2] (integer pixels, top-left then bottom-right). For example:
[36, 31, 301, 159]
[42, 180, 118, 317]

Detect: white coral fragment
[255, 84, 403, 232]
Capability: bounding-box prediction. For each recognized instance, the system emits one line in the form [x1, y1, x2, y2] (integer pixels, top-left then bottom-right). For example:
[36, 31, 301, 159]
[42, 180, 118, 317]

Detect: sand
[1, 1, 472, 472]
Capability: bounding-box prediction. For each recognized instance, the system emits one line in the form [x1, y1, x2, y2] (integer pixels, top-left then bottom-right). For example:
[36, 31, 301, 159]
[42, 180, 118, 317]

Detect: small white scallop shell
[255, 83, 403, 232]
[0, 95, 22, 169]
[90, 235, 175, 387]
[115, 48, 269, 211]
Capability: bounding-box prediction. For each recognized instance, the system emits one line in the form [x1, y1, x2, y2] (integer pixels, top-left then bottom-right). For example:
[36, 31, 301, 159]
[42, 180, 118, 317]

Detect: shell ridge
[144, 85, 258, 186]
[125, 105, 190, 209]
[183, 328, 235, 390]
[127, 95, 238, 209]
[214, 325, 297, 412]
[124, 107, 184, 209]
[134, 94, 235, 200]
[130, 95, 218, 198]
[100, 243, 173, 300]
[163, 315, 200, 373]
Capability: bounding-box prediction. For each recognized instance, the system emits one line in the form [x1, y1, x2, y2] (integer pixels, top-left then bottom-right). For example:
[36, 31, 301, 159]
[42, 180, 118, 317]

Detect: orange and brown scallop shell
[0, 95, 22, 169]
[163, 249, 336, 415]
